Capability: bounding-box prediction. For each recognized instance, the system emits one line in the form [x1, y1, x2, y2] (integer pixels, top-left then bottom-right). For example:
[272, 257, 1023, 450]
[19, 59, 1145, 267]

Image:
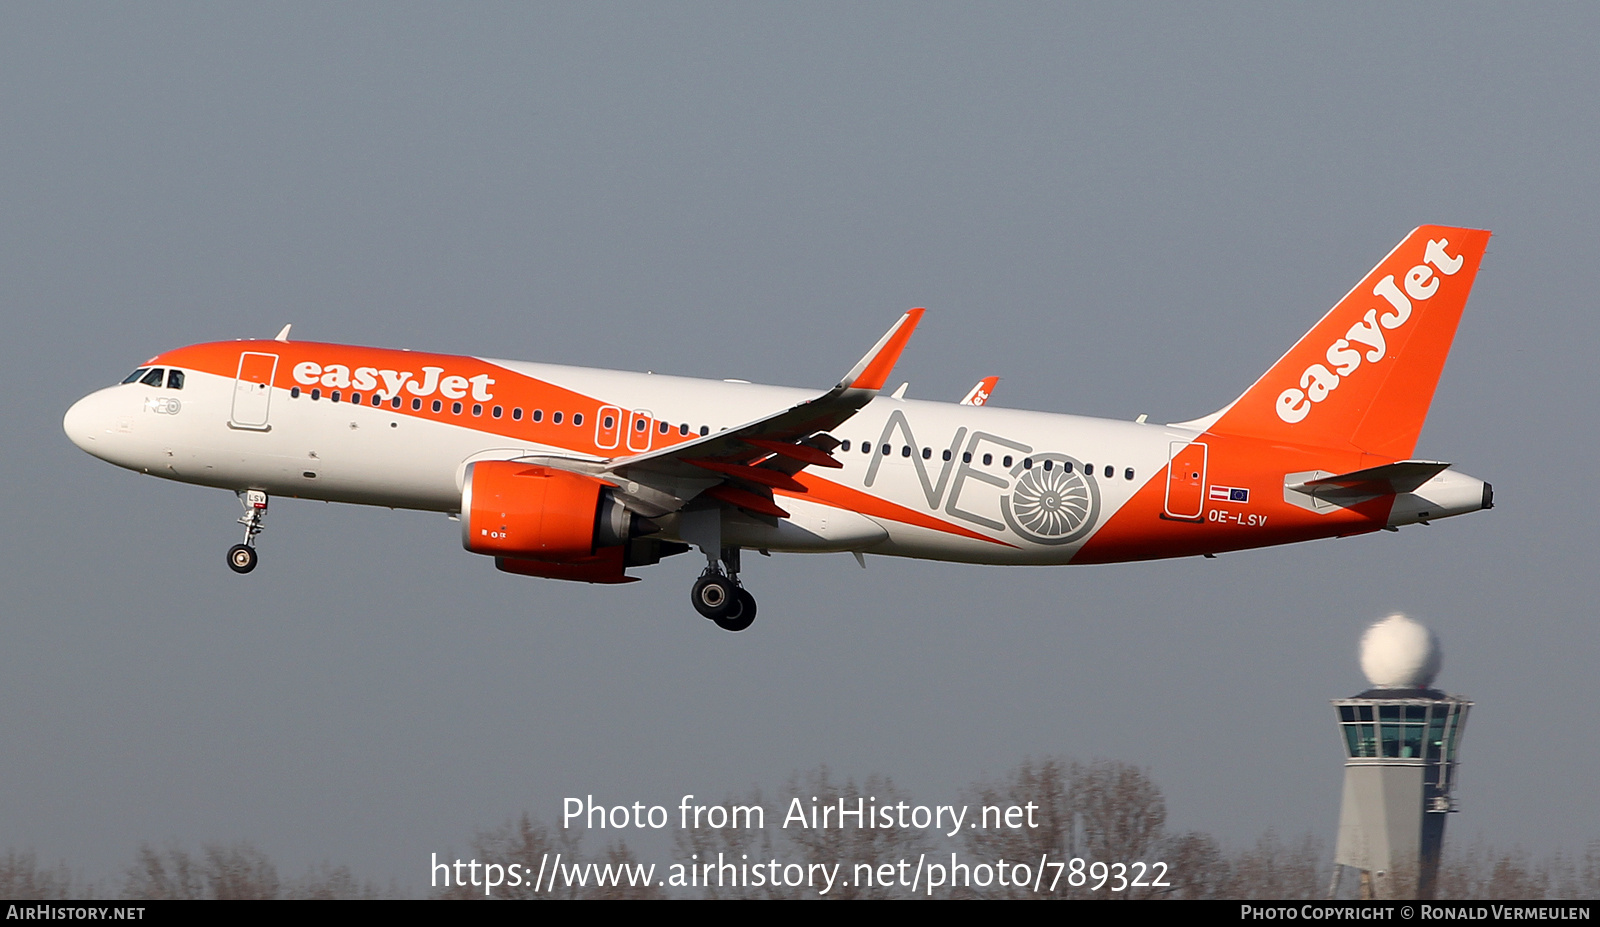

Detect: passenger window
[351, 392, 361, 404]
[982, 453, 992, 466]
[532, 410, 543, 422]
[658, 420, 667, 434]
[862, 442, 871, 454]
[311, 388, 322, 400]
[573, 413, 583, 426]
[942, 449, 952, 461]
[634, 419, 644, 432]
[901, 446, 911, 458]
[122, 368, 148, 384]
[603, 415, 615, 429]
[166, 370, 185, 390]
[451, 401, 462, 414]
[493, 406, 503, 418]
[1003, 455, 1012, 467]
[472, 404, 482, 416]
[700, 426, 709, 436]
[1044, 460, 1053, 471]
[1083, 462, 1093, 475]
[141, 368, 165, 387]
[331, 391, 341, 403]
[372, 395, 382, 407]
[391, 397, 402, 409]
[882, 444, 892, 455]
[411, 398, 421, 410]
[963, 452, 972, 463]
[680, 424, 690, 436]
[553, 411, 563, 424]
[291, 387, 301, 398]
[1104, 465, 1114, 479]
[513, 408, 523, 421]
[840, 440, 851, 452]
[922, 448, 932, 460]
[1124, 468, 1135, 480]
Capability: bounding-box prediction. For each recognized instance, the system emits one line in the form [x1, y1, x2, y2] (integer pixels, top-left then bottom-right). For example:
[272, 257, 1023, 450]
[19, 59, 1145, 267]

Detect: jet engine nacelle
[460, 461, 636, 561]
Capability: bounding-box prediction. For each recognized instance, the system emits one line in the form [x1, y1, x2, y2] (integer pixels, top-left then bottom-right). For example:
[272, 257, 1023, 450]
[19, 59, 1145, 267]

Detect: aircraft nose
[63, 390, 110, 454]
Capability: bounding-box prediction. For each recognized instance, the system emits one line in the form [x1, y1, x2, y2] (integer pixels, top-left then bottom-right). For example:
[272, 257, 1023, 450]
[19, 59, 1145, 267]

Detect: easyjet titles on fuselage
[291, 361, 497, 402]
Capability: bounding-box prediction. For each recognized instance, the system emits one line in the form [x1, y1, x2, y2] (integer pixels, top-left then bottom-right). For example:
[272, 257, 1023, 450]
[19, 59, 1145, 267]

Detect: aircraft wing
[601, 308, 924, 517]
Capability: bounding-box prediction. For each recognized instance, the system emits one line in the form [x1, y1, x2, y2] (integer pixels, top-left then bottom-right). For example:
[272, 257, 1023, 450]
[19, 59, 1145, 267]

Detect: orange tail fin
[1199, 226, 1490, 459]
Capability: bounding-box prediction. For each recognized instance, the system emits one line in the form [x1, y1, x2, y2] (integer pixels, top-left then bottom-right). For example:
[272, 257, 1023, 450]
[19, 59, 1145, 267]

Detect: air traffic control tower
[1329, 614, 1471, 900]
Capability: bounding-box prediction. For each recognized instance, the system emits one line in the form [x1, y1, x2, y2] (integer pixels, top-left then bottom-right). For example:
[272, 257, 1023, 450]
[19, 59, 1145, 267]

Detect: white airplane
[64, 226, 1494, 631]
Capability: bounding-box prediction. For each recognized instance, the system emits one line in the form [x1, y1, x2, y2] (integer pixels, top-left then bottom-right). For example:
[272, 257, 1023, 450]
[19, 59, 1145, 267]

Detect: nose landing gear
[228, 490, 267, 574]
[691, 546, 757, 632]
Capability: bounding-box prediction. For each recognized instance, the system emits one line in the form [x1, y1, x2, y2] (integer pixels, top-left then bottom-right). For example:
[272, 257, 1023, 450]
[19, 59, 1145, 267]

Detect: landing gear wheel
[692, 573, 735, 620]
[227, 544, 258, 574]
[713, 588, 757, 632]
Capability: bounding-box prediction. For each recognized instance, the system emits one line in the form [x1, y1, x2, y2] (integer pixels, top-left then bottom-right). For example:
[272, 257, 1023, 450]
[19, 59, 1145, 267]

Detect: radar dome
[1359, 613, 1441, 689]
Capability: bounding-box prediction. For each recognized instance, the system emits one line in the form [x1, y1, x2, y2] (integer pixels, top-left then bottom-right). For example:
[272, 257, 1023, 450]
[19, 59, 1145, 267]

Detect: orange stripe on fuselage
[150, 340, 705, 458]
[783, 471, 1016, 547]
[1072, 432, 1393, 564]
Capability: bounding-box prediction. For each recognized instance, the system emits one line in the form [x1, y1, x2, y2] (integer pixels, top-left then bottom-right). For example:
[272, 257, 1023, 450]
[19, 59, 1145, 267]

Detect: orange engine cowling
[461, 461, 633, 562]
[496, 546, 636, 584]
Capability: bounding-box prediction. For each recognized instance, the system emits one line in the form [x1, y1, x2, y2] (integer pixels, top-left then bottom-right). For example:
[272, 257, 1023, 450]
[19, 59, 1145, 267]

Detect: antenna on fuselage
[274, 324, 292, 343]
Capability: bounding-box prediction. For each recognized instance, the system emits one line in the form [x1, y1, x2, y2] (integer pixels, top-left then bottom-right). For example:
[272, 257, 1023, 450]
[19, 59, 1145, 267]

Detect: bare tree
[442, 812, 582, 899]
[1160, 831, 1233, 899]
[123, 843, 205, 899]
[123, 841, 278, 899]
[1547, 840, 1600, 900]
[286, 861, 394, 899]
[0, 850, 83, 899]
[964, 757, 1174, 899]
[674, 788, 789, 899]
[446, 811, 660, 900]
[1433, 837, 1546, 900]
[201, 842, 280, 899]
[779, 765, 933, 900]
[1073, 759, 1168, 872]
[1226, 831, 1325, 899]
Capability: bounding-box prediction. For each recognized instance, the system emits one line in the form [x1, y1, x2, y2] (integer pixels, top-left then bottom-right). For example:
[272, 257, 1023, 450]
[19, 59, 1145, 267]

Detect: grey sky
[3, 4, 1596, 888]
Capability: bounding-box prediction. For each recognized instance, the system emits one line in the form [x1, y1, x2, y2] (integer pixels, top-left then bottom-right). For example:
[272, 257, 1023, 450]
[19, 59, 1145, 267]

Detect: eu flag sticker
[1209, 485, 1250, 503]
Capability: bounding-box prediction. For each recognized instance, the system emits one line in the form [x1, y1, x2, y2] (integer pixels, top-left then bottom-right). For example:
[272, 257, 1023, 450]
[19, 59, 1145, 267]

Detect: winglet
[274, 324, 292, 343]
[838, 308, 925, 392]
[960, 376, 1000, 406]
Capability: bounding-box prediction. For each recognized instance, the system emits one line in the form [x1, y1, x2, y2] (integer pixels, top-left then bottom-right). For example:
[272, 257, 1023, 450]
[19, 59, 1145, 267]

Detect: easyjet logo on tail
[1274, 239, 1465, 424]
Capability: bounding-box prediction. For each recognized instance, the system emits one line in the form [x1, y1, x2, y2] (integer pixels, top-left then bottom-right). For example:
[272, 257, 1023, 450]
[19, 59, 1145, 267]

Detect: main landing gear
[227, 490, 267, 574]
[691, 546, 756, 632]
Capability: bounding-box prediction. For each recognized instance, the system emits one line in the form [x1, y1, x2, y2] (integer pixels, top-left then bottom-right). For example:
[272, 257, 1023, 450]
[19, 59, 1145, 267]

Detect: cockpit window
[140, 368, 166, 387]
[166, 369, 184, 390]
[122, 368, 149, 384]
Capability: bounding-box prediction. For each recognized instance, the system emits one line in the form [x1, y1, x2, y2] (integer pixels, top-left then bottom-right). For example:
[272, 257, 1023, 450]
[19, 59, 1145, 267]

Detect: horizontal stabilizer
[1288, 460, 1451, 496]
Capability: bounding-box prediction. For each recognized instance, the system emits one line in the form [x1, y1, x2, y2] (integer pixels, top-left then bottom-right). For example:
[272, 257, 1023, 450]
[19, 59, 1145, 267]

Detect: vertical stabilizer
[1202, 227, 1490, 459]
